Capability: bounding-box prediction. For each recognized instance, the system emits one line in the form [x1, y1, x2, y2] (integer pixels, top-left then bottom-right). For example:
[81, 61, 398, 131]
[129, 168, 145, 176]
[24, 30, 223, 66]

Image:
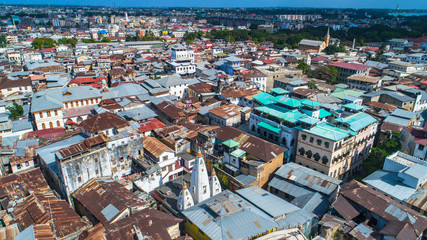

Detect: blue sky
[6, 0, 427, 9]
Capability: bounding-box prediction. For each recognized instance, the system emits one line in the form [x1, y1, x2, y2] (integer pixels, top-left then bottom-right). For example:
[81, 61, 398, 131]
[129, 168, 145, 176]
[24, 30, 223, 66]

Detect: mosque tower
[189, 148, 211, 204]
[177, 183, 194, 211]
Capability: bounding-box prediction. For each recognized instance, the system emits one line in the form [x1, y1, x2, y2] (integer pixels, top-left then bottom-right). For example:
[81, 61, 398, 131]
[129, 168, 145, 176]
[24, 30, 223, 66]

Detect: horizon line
[2, 3, 427, 10]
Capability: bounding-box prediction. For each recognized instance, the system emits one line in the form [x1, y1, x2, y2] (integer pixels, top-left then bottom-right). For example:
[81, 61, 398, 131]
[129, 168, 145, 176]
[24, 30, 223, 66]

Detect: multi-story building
[346, 75, 382, 93]
[31, 86, 102, 130]
[329, 62, 371, 83]
[255, 64, 303, 91]
[156, 75, 189, 99]
[168, 44, 196, 75]
[249, 93, 331, 162]
[295, 112, 377, 179]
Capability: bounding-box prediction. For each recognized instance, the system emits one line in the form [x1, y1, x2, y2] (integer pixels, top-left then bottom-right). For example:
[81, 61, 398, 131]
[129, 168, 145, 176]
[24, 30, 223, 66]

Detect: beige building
[296, 112, 377, 179]
[255, 64, 303, 91]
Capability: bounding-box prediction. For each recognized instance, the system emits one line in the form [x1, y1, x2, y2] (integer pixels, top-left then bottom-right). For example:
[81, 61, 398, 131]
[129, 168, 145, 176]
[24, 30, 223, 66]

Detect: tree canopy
[57, 38, 77, 47]
[6, 102, 24, 119]
[31, 38, 56, 49]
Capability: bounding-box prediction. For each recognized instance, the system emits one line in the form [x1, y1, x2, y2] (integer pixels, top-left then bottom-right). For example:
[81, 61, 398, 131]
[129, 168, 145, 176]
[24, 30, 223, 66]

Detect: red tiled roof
[26, 128, 66, 139]
[138, 118, 166, 133]
[330, 62, 370, 71]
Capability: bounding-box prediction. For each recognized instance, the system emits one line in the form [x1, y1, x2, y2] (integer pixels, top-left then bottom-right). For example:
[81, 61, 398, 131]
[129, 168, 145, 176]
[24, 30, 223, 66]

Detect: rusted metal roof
[0, 168, 50, 201]
[143, 136, 174, 159]
[72, 178, 147, 226]
[104, 208, 182, 240]
[339, 180, 427, 238]
[57, 133, 109, 159]
[11, 192, 91, 239]
[79, 112, 129, 134]
[215, 126, 286, 162]
[33, 224, 55, 240]
[332, 196, 360, 221]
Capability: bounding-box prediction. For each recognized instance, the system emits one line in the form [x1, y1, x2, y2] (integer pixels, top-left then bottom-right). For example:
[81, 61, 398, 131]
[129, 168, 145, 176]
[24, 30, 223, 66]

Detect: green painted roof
[318, 108, 332, 118]
[222, 139, 240, 148]
[231, 149, 246, 158]
[299, 116, 318, 125]
[270, 88, 289, 95]
[342, 112, 377, 131]
[343, 103, 364, 111]
[255, 104, 307, 124]
[303, 122, 355, 141]
[258, 121, 281, 134]
[334, 83, 349, 89]
[271, 96, 302, 108]
[331, 89, 364, 100]
[253, 92, 274, 105]
[216, 52, 227, 56]
[300, 99, 322, 108]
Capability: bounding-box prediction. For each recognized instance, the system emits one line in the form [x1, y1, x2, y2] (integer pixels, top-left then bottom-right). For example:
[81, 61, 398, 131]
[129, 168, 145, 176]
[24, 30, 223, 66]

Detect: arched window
[42, 123, 46, 130]
[298, 147, 305, 155]
[306, 150, 313, 159]
[57, 121, 61, 127]
[314, 153, 320, 161]
[322, 156, 329, 164]
[49, 122, 53, 128]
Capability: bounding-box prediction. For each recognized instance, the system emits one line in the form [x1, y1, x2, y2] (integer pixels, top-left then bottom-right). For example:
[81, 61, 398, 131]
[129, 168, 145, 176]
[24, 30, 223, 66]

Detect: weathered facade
[55, 132, 143, 203]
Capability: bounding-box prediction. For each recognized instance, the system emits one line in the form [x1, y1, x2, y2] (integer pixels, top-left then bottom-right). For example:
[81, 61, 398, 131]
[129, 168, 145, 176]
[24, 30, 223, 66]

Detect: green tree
[31, 38, 57, 49]
[308, 65, 338, 84]
[31, 38, 44, 49]
[58, 38, 77, 47]
[324, 45, 346, 55]
[6, 102, 24, 119]
[296, 60, 310, 74]
[307, 81, 318, 89]
[0, 35, 8, 47]
[101, 38, 112, 42]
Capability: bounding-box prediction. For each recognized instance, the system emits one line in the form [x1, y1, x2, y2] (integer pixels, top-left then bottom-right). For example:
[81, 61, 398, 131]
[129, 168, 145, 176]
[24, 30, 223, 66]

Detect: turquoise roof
[255, 104, 307, 124]
[258, 121, 281, 134]
[222, 139, 240, 148]
[271, 96, 302, 108]
[253, 92, 274, 105]
[231, 149, 246, 158]
[300, 99, 322, 108]
[270, 88, 289, 95]
[331, 89, 364, 100]
[342, 112, 377, 131]
[299, 116, 319, 125]
[303, 122, 355, 141]
[334, 83, 349, 89]
[343, 103, 364, 111]
[318, 108, 332, 118]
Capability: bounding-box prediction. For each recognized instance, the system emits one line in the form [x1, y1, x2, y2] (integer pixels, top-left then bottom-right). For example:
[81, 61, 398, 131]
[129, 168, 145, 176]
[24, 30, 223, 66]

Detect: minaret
[325, 27, 330, 47]
[177, 183, 194, 211]
[190, 148, 211, 204]
[210, 168, 222, 197]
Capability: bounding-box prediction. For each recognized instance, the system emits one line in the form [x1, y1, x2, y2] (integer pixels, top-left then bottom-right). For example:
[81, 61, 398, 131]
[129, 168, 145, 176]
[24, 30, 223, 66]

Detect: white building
[156, 75, 189, 99]
[31, 86, 102, 130]
[168, 45, 196, 75]
[406, 53, 427, 64]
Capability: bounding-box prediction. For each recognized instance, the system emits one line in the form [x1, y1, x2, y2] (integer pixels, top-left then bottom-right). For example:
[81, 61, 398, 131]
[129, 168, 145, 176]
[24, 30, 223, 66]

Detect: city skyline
[3, 0, 427, 10]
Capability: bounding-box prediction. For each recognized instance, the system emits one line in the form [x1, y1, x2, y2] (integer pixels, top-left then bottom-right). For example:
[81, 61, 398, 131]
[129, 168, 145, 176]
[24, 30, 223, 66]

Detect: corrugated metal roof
[274, 163, 341, 196]
[237, 186, 300, 218]
[182, 190, 279, 240]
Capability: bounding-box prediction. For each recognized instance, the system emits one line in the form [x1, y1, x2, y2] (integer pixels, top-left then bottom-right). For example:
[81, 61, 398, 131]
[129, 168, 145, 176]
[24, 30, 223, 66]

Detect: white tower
[177, 183, 194, 211]
[210, 169, 222, 197]
[190, 148, 211, 204]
